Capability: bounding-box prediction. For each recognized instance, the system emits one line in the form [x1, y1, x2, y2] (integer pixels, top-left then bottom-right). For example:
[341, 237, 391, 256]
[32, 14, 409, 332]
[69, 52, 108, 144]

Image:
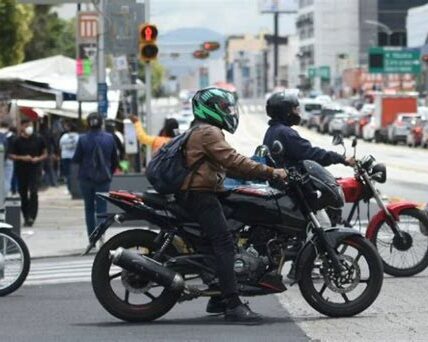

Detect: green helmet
[192, 87, 239, 133]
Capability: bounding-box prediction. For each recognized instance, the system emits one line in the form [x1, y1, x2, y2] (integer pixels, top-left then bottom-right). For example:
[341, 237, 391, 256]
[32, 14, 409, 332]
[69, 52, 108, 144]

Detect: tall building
[296, 0, 428, 92]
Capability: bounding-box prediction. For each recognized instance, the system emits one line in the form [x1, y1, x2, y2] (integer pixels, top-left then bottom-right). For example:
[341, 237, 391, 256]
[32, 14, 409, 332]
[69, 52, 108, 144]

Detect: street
[3, 99, 427, 341]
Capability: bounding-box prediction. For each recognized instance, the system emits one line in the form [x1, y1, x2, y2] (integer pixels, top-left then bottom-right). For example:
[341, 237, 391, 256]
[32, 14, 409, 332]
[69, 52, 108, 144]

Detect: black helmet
[266, 91, 300, 121]
[87, 112, 103, 130]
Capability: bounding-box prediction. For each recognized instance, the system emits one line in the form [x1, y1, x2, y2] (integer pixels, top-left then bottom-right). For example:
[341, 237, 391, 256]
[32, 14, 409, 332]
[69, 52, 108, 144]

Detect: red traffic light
[202, 41, 220, 51]
[193, 50, 209, 59]
[139, 24, 158, 42]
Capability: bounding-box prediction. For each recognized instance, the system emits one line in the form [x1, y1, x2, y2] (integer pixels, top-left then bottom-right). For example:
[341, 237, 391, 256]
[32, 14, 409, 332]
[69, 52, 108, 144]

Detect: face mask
[24, 126, 34, 136]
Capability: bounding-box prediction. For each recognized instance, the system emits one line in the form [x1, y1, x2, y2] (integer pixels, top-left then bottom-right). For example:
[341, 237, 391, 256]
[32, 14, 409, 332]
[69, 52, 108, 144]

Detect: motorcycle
[332, 135, 428, 277]
[0, 223, 31, 296]
[87, 142, 383, 322]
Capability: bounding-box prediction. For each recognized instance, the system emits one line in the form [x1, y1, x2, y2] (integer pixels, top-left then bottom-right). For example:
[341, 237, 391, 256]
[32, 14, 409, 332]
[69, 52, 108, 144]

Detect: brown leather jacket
[181, 123, 274, 192]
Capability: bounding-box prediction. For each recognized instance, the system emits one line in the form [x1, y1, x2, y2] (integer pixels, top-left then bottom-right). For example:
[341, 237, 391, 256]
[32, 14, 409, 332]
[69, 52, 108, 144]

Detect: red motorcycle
[334, 136, 428, 277]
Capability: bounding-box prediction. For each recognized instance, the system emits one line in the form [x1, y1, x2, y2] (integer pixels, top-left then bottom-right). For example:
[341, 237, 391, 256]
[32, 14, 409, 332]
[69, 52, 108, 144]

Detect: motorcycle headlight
[370, 163, 387, 183]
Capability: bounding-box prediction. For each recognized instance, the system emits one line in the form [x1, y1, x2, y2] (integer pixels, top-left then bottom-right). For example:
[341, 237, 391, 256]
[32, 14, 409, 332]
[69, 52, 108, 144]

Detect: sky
[56, 0, 296, 36]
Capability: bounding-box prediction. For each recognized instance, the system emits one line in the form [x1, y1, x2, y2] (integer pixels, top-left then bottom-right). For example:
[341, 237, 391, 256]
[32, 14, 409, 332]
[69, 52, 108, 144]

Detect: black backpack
[146, 127, 203, 194]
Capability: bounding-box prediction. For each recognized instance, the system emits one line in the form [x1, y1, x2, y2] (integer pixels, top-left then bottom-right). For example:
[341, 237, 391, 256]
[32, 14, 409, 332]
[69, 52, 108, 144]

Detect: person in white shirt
[59, 123, 79, 193]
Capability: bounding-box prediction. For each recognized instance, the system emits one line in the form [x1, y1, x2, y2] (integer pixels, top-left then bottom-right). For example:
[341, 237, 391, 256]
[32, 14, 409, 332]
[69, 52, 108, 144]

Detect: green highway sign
[308, 67, 317, 79]
[318, 66, 330, 80]
[369, 47, 421, 74]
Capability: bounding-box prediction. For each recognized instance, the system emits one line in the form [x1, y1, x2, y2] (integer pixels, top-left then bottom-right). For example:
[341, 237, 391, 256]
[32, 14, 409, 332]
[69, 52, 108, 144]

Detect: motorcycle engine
[233, 246, 269, 283]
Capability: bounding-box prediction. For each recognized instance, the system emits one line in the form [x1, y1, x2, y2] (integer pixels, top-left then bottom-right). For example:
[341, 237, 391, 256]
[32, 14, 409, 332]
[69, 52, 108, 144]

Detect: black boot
[206, 296, 226, 314]
[225, 298, 263, 324]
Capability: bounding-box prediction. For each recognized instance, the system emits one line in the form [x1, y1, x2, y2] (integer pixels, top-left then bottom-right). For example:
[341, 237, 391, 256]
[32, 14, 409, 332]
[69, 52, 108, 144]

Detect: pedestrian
[72, 112, 118, 242]
[174, 87, 287, 323]
[105, 120, 125, 160]
[130, 115, 179, 153]
[40, 122, 58, 187]
[59, 122, 79, 194]
[9, 126, 18, 195]
[0, 120, 14, 196]
[9, 119, 47, 227]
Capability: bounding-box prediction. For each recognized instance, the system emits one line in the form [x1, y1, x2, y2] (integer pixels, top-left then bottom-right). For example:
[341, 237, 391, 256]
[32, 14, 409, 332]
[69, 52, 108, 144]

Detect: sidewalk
[20, 185, 126, 258]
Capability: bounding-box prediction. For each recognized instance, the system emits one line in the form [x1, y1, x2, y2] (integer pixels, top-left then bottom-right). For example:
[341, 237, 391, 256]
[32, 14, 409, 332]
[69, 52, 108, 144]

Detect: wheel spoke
[318, 283, 327, 296]
[354, 253, 362, 263]
[109, 271, 122, 281]
[338, 245, 348, 255]
[124, 289, 130, 304]
[144, 291, 156, 301]
[342, 293, 350, 303]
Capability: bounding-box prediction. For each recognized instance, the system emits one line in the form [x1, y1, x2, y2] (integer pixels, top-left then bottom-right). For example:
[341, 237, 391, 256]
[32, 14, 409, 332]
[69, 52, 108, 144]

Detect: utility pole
[97, 0, 108, 118]
[144, 0, 153, 163]
[273, 12, 279, 87]
[130, 54, 141, 172]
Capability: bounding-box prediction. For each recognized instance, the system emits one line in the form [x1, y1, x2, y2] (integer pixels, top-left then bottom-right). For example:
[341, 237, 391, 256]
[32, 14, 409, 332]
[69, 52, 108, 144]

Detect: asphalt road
[0, 256, 308, 342]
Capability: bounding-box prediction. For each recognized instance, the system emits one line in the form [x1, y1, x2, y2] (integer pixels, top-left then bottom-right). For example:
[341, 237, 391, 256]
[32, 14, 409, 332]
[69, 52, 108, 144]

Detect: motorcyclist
[263, 91, 356, 168]
[176, 87, 287, 324]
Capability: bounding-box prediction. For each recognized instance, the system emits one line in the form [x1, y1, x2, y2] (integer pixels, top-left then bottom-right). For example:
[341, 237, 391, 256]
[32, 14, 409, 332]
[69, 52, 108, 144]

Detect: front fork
[361, 172, 405, 239]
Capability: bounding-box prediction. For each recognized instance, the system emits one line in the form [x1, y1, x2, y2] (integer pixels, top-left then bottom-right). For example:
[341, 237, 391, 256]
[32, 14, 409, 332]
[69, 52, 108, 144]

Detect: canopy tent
[0, 55, 120, 120]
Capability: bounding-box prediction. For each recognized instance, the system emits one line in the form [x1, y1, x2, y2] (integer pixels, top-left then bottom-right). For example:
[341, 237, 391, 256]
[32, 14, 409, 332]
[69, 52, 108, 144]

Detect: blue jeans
[4, 159, 14, 196]
[79, 179, 111, 239]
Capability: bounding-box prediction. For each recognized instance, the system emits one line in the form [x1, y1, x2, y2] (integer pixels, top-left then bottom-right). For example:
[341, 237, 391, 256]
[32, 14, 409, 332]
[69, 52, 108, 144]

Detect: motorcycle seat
[142, 191, 174, 209]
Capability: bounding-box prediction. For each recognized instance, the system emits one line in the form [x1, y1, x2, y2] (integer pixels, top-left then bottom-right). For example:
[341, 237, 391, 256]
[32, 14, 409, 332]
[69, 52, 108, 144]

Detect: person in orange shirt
[129, 115, 179, 153]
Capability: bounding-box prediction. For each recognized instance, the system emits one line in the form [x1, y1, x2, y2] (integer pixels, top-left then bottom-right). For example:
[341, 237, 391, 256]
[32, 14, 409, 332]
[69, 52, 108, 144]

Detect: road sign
[369, 47, 421, 74]
[308, 67, 317, 79]
[258, 0, 298, 13]
[104, 0, 145, 55]
[78, 12, 98, 39]
[318, 66, 330, 80]
[98, 82, 108, 118]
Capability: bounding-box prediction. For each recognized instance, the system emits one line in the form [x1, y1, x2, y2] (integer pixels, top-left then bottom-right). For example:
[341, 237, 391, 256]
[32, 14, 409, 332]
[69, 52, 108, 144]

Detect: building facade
[407, 3, 428, 48]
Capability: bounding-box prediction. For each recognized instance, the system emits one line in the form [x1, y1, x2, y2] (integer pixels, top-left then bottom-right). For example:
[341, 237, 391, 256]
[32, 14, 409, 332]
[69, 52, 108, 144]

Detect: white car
[315, 95, 333, 104]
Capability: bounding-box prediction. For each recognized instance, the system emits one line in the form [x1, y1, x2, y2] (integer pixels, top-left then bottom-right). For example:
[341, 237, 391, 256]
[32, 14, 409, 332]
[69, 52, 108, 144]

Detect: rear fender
[365, 202, 418, 239]
[294, 227, 362, 282]
[0, 223, 13, 229]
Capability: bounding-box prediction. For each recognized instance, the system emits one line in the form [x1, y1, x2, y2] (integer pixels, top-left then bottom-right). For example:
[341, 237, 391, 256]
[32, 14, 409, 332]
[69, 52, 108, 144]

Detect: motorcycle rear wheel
[371, 208, 428, 277]
[92, 229, 181, 322]
[298, 235, 383, 317]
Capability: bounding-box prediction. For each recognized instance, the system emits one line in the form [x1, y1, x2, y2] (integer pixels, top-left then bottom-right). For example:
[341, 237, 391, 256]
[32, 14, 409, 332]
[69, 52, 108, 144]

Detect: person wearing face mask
[9, 119, 47, 227]
[263, 91, 356, 169]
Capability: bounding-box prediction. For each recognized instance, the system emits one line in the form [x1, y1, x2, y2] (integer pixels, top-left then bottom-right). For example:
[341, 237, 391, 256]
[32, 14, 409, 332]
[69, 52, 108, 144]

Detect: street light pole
[144, 0, 153, 164]
[273, 12, 279, 87]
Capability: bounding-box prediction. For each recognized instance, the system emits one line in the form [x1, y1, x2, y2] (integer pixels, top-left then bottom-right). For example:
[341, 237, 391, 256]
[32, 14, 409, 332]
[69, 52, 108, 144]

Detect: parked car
[319, 104, 343, 134]
[300, 98, 322, 126]
[406, 118, 427, 147]
[421, 121, 428, 148]
[328, 113, 350, 135]
[387, 113, 421, 145]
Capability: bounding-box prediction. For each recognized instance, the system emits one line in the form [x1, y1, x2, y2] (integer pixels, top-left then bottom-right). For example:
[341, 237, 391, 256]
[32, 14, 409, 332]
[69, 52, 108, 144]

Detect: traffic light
[193, 50, 209, 59]
[139, 24, 158, 62]
[202, 41, 220, 51]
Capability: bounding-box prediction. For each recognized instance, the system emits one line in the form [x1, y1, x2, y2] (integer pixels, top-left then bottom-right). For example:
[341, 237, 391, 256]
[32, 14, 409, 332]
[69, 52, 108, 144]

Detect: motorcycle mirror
[254, 145, 269, 158]
[332, 134, 344, 146]
[271, 140, 284, 156]
[352, 137, 358, 148]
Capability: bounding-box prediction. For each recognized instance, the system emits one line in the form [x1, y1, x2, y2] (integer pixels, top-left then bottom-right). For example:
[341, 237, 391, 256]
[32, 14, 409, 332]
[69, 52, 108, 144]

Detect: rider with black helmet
[263, 91, 355, 168]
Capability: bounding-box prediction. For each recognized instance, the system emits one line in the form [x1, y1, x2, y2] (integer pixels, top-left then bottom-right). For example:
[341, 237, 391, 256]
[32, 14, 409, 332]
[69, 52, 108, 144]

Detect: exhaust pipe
[110, 247, 184, 291]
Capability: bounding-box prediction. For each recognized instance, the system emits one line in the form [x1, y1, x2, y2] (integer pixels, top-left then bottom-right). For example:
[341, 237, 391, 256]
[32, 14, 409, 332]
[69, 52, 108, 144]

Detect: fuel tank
[222, 185, 306, 229]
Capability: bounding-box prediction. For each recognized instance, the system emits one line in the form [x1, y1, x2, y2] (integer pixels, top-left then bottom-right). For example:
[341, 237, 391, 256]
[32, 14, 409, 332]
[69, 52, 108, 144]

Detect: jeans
[4, 159, 13, 196]
[17, 167, 40, 222]
[79, 179, 111, 239]
[43, 156, 57, 187]
[176, 191, 238, 297]
[60, 158, 72, 192]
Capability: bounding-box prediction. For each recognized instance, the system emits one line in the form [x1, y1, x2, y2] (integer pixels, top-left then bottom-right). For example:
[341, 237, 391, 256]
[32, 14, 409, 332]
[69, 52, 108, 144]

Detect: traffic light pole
[129, 54, 142, 173]
[144, 0, 153, 163]
[273, 12, 279, 87]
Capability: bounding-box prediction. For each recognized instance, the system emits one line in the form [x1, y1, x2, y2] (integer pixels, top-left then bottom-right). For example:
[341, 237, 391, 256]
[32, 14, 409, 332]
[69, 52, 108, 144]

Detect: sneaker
[225, 303, 263, 325]
[26, 218, 34, 227]
[206, 296, 226, 314]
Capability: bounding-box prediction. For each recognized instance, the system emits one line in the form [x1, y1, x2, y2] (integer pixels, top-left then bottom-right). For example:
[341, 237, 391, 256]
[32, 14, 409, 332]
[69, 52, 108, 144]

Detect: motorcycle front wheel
[298, 235, 383, 317]
[91, 229, 181, 322]
[0, 228, 31, 296]
[371, 208, 428, 277]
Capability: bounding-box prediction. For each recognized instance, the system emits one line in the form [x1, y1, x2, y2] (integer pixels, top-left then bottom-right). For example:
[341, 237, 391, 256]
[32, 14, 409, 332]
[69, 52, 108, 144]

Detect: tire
[0, 229, 31, 296]
[298, 235, 383, 317]
[370, 208, 428, 277]
[92, 229, 181, 322]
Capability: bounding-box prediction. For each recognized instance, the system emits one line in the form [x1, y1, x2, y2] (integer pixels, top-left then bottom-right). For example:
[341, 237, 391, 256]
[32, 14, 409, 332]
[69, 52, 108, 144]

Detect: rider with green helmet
[176, 87, 287, 324]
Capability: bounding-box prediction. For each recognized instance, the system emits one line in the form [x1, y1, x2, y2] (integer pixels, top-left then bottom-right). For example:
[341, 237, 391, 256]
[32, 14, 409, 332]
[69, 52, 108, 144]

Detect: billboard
[259, 0, 298, 13]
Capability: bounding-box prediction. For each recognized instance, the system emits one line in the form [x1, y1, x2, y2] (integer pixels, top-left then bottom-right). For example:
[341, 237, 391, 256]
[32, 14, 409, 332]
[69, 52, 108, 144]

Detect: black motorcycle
[88, 144, 383, 322]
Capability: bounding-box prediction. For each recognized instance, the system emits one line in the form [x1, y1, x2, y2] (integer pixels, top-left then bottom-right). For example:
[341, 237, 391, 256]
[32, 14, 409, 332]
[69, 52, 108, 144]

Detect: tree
[24, 5, 75, 61]
[139, 61, 165, 98]
[0, 1, 34, 67]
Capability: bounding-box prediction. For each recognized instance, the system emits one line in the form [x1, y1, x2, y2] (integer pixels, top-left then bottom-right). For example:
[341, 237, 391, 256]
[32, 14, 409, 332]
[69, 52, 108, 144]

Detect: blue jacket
[263, 120, 345, 168]
[72, 130, 118, 182]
